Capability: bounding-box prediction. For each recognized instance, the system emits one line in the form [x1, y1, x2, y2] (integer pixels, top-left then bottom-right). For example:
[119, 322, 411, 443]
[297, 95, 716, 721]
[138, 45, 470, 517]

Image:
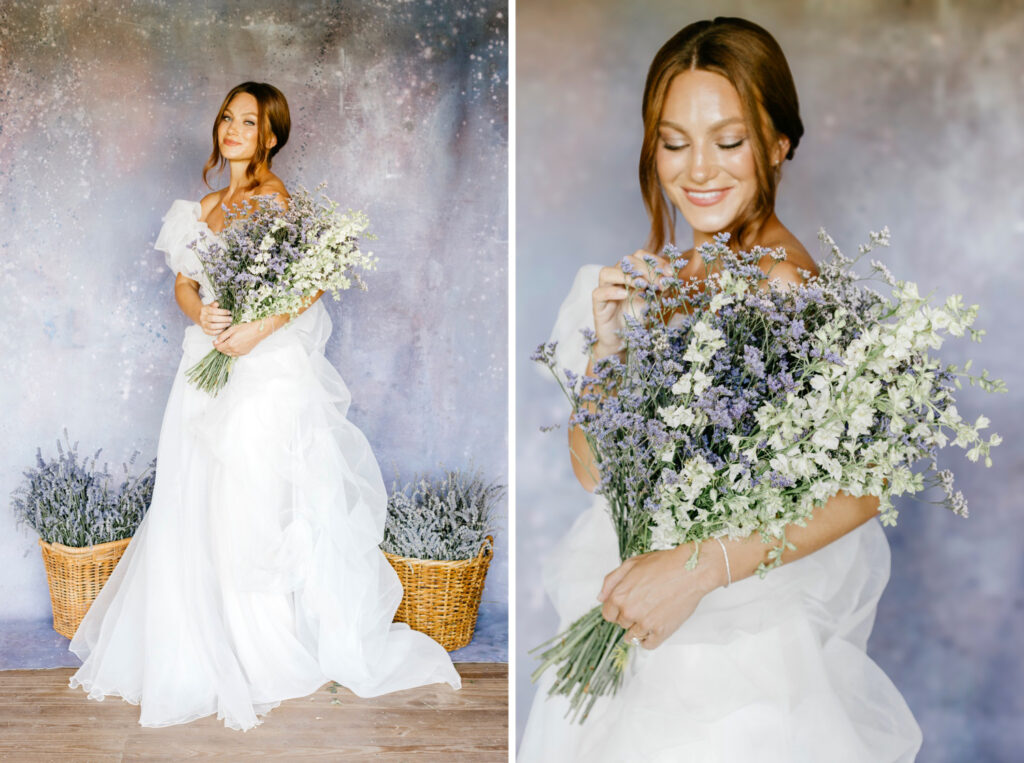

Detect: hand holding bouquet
[531, 229, 1005, 722]
[186, 186, 376, 395]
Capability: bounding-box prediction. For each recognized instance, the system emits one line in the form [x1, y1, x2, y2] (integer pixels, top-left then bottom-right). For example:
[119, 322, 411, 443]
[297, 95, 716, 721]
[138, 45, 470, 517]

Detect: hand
[198, 301, 232, 337]
[597, 543, 724, 650]
[212, 319, 277, 357]
[592, 250, 669, 361]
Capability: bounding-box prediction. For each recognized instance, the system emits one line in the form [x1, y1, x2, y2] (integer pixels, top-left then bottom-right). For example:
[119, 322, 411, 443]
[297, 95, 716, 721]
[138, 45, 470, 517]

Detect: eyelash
[662, 139, 745, 151]
[221, 116, 256, 126]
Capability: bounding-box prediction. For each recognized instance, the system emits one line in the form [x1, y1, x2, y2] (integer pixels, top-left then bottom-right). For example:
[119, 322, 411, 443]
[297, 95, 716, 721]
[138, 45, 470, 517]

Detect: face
[217, 92, 274, 162]
[655, 69, 784, 242]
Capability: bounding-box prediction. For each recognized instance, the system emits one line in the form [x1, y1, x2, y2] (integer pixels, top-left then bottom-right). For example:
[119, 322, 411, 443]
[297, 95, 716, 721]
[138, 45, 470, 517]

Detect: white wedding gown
[69, 200, 461, 730]
[518, 266, 922, 762]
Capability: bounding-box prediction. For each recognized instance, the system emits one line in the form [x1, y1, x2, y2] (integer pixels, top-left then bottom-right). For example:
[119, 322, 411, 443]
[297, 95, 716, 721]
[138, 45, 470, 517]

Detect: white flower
[672, 373, 692, 395]
[847, 403, 874, 439]
[709, 292, 733, 313]
[660, 405, 696, 429]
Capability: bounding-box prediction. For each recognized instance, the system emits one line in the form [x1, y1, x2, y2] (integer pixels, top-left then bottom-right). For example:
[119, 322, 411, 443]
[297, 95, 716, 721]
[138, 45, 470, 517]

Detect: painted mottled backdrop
[517, 0, 1022, 758]
[0, 0, 507, 640]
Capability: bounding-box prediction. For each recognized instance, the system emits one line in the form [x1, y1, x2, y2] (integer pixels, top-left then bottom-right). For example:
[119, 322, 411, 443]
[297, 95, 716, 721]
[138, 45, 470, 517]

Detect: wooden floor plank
[0, 664, 508, 761]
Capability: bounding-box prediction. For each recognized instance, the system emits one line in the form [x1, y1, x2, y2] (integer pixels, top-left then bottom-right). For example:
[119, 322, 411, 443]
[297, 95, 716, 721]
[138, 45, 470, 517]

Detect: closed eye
[718, 140, 744, 150]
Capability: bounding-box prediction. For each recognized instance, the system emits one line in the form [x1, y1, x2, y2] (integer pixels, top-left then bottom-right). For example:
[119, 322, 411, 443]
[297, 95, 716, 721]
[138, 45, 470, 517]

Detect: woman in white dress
[519, 18, 921, 762]
[69, 82, 461, 731]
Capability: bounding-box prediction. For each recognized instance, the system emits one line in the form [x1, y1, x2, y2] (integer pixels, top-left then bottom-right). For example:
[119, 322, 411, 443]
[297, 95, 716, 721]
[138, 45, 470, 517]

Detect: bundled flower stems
[531, 229, 1005, 722]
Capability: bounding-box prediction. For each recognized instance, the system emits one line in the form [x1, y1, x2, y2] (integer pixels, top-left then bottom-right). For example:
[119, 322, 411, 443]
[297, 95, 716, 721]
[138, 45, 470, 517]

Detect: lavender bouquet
[531, 229, 1005, 722]
[186, 186, 376, 395]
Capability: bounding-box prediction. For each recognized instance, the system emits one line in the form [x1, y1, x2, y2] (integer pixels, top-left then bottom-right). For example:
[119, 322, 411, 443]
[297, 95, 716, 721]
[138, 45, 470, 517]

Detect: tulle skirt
[518, 500, 922, 762]
[69, 303, 460, 730]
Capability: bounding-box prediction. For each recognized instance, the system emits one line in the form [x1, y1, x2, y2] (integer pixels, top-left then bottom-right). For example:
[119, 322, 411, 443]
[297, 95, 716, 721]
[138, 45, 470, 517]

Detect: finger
[598, 265, 628, 286]
[625, 252, 669, 288]
[623, 623, 650, 646]
[598, 561, 633, 602]
[213, 327, 236, 345]
[592, 285, 629, 305]
[600, 600, 621, 624]
[643, 632, 663, 649]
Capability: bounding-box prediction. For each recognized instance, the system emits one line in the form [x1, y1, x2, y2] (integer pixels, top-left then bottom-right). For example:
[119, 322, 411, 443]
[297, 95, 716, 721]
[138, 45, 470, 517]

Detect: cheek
[722, 147, 757, 182]
[655, 148, 685, 188]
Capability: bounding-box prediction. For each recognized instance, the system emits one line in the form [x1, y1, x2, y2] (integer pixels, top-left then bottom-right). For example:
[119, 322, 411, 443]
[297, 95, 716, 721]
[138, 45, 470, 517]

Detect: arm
[175, 273, 232, 336]
[598, 491, 879, 649]
[571, 251, 667, 491]
[569, 357, 602, 491]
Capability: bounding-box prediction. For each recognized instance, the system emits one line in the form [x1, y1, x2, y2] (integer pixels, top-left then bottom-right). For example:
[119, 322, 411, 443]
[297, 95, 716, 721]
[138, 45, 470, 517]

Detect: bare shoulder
[755, 228, 819, 285]
[252, 174, 290, 201]
[199, 189, 226, 221]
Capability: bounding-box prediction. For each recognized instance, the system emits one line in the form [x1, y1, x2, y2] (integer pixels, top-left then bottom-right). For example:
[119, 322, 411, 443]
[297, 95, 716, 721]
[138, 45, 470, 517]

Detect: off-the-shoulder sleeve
[154, 200, 205, 280]
[541, 264, 602, 388]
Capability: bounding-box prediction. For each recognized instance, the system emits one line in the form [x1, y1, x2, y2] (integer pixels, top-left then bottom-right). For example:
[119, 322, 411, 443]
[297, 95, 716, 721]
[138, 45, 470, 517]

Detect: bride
[69, 81, 461, 730]
[519, 18, 921, 762]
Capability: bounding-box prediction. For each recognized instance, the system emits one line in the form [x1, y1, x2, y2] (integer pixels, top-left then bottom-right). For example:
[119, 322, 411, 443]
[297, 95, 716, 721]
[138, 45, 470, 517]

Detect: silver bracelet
[714, 537, 732, 588]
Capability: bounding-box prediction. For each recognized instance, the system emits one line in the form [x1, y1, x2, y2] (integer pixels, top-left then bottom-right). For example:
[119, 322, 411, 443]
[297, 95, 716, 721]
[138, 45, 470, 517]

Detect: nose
[688, 141, 717, 185]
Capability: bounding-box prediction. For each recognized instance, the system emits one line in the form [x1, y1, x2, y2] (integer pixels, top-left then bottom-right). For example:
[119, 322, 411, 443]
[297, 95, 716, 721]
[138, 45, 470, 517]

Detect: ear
[267, 133, 278, 150]
[772, 134, 791, 166]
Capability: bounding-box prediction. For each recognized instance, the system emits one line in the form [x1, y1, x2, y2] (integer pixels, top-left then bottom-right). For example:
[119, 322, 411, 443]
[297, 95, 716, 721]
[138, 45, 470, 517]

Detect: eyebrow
[223, 108, 258, 117]
[658, 116, 745, 134]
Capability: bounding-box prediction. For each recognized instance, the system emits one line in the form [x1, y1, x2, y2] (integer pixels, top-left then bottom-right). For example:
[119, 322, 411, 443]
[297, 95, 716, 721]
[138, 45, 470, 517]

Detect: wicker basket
[383, 535, 493, 651]
[38, 537, 131, 639]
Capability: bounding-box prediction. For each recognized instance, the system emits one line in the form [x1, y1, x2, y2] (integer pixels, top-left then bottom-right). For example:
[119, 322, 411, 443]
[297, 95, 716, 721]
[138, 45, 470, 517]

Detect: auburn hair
[203, 82, 291, 189]
[639, 17, 804, 252]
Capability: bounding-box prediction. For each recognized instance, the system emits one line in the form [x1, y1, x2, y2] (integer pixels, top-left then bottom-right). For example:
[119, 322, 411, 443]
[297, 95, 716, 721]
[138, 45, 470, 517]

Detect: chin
[681, 209, 743, 238]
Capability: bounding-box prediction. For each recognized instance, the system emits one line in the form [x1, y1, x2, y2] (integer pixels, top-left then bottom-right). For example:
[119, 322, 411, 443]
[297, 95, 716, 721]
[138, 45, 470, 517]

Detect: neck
[226, 158, 266, 194]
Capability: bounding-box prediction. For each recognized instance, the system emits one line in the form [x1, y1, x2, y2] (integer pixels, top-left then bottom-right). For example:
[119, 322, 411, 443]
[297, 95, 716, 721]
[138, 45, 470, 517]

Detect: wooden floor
[0, 663, 507, 761]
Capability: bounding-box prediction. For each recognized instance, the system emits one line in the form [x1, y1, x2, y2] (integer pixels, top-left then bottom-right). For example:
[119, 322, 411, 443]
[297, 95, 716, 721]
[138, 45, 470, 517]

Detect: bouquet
[186, 186, 376, 395]
[531, 229, 1005, 722]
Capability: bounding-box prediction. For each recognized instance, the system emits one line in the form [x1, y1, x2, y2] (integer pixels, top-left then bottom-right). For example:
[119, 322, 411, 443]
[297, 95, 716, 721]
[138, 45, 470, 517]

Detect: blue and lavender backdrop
[517, 1, 1023, 757]
[0, 0, 507, 662]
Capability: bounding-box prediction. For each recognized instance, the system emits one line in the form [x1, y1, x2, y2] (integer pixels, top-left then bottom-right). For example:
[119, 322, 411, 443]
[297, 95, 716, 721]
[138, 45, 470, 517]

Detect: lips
[684, 187, 732, 207]
[223, 138, 241, 147]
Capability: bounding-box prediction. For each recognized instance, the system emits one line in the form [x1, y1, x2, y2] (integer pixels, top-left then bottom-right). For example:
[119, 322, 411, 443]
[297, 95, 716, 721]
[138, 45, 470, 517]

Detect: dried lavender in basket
[381, 469, 504, 561]
[11, 431, 155, 547]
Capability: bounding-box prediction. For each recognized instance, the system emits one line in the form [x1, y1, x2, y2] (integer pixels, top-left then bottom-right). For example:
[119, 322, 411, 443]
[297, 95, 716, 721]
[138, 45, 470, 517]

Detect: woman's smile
[683, 187, 733, 206]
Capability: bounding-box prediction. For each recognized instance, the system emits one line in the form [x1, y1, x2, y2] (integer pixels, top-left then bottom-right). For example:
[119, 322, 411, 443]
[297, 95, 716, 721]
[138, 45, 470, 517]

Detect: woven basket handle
[477, 535, 494, 559]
